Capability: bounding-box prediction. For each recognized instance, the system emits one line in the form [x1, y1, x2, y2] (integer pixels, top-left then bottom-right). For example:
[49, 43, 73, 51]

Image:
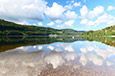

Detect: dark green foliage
[0, 19, 80, 36]
[81, 25, 115, 36]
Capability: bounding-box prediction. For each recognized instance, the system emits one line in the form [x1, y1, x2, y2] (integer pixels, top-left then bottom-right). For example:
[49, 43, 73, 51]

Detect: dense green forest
[81, 25, 115, 36]
[0, 19, 81, 36]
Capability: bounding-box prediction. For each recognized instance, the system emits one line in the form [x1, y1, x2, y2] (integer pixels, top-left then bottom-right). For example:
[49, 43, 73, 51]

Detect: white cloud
[16, 21, 30, 25]
[87, 21, 95, 26]
[107, 6, 115, 11]
[0, 0, 47, 22]
[64, 20, 75, 27]
[56, 25, 62, 28]
[55, 20, 62, 23]
[65, 11, 78, 20]
[80, 19, 88, 24]
[73, 2, 81, 7]
[57, 20, 75, 28]
[95, 13, 114, 26]
[71, 0, 74, 3]
[80, 5, 114, 27]
[80, 13, 115, 27]
[45, 2, 65, 21]
[80, 5, 88, 18]
[107, 17, 115, 26]
[88, 6, 104, 19]
[64, 4, 73, 10]
[80, 5, 104, 19]
[80, 19, 95, 26]
[47, 22, 54, 26]
[33, 23, 36, 26]
[38, 22, 43, 26]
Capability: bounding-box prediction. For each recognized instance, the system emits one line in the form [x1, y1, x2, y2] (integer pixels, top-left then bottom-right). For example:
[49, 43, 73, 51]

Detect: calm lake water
[0, 37, 115, 76]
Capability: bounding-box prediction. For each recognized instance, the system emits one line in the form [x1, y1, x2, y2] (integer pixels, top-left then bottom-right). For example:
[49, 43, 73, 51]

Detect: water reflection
[0, 37, 115, 76]
[0, 49, 78, 75]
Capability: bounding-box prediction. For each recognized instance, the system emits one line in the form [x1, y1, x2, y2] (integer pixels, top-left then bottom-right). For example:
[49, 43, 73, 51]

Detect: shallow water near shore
[0, 37, 115, 76]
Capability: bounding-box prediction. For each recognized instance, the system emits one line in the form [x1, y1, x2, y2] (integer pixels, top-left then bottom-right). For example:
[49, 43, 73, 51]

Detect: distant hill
[0, 20, 81, 36]
[81, 25, 115, 36]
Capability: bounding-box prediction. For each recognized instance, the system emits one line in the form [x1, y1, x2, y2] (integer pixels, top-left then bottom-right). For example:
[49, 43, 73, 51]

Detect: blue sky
[0, 0, 115, 31]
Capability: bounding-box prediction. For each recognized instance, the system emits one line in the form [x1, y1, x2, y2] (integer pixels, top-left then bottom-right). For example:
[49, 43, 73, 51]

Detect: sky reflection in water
[0, 40, 115, 76]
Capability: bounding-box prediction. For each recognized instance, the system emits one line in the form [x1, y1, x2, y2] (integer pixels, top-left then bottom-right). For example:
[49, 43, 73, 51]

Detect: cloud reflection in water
[0, 41, 115, 76]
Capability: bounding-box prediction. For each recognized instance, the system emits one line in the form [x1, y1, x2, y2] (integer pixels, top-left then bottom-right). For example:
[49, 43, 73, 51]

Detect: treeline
[0, 19, 80, 36]
[81, 25, 115, 36]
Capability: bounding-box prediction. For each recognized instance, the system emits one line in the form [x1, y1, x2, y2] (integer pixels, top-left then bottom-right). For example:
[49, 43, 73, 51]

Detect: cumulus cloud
[64, 4, 73, 10]
[87, 21, 95, 26]
[47, 22, 55, 26]
[107, 6, 115, 11]
[80, 5, 88, 18]
[80, 19, 95, 27]
[80, 5, 114, 27]
[38, 22, 43, 26]
[55, 20, 62, 23]
[16, 21, 30, 25]
[73, 2, 81, 7]
[57, 20, 75, 28]
[0, 0, 47, 22]
[95, 13, 114, 26]
[65, 11, 78, 20]
[80, 5, 104, 19]
[80, 19, 88, 24]
[88, 6, 104, 19]
[45, 2, 65, 21]
[64, 20, 75, 27]
[80, 13, 115, 27]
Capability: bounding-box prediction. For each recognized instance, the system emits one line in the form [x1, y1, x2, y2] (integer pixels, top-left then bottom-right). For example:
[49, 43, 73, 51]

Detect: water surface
[0, 37, 115, 76]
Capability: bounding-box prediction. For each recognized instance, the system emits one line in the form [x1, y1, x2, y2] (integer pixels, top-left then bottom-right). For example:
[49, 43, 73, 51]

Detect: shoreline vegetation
[0, 20, 115, 52]
[80, 25, 115, 37]
[0, 36, 83, 52]
[0, 19, 82, 36]
[0, 19, 114, 38]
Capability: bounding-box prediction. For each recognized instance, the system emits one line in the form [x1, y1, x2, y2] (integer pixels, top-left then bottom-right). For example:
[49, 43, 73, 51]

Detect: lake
[0, 37, 115, 76]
